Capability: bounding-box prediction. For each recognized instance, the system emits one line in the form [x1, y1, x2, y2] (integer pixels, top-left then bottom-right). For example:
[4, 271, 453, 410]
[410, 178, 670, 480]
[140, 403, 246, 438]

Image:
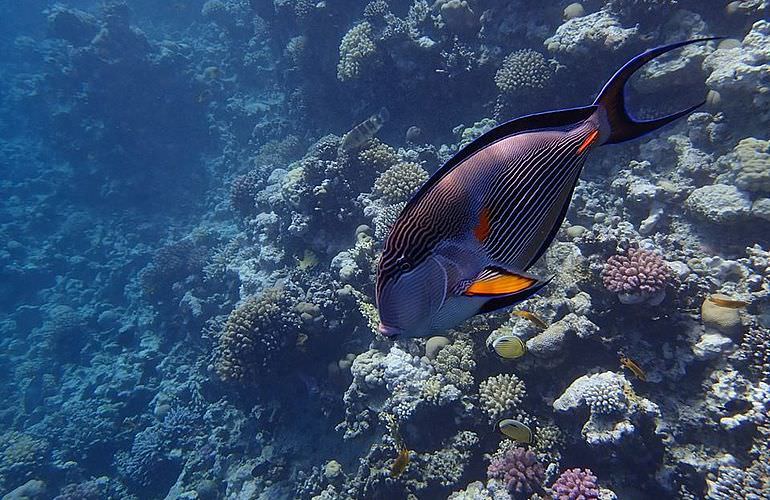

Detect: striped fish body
[375, 38, 719, 340]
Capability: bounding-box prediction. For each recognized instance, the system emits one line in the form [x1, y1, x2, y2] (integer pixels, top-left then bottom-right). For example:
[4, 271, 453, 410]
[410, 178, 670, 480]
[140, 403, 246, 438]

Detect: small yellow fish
[340, 107, 389, 152]
[490, 335, 527, 360]
[497, 418, 533, 443]
[512, 310, 548, 330]
[707, 294, 748, 309]
[619, 353, 647, 382]
[390, 446, 410, 478]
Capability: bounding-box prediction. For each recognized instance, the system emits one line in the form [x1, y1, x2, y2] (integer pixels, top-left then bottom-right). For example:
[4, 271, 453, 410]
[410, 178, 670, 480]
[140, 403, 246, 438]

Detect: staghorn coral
[372, 162, 429, 204]
[214, 286, 300, 383]
[602, 247, 671, 305]
[550, 468, 600, 500]
[495, 49, 553, 94]
[487, 445, 545, 497]
[479, 373, 527, 423]
[337, 22, 377, 81]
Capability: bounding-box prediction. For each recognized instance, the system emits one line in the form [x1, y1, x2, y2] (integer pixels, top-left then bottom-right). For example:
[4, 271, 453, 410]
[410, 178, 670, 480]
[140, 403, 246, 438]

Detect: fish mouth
[378, 323, 404, 340]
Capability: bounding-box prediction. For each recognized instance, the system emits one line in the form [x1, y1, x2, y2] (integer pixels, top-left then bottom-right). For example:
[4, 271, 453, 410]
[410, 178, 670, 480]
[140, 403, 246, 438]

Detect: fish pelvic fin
[593, 37, 723, 145]
[465, 269, 551, 315]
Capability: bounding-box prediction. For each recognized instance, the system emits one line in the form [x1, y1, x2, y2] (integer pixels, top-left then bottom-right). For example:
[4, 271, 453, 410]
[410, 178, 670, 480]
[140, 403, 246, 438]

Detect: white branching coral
[479, 373, 527, 423]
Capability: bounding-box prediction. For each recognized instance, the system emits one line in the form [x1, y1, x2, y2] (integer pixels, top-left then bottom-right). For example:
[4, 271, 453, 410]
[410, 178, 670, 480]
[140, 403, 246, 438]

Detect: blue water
[1, 1, 768, 499]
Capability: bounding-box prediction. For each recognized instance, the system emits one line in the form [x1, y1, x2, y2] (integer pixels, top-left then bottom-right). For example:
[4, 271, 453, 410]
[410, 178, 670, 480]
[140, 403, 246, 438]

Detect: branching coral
[372, 162, 429, 204]
[602, 247, 671, 305]
[479, 373, 527, 423]
[214, 286, 300, 383]
[550, 468, 600, 500]
[495, 49, 553, 94]
[487, 445, 545, 497]
[357, 139, 399, 171]
[706, 454, 770, 500]
[337, 22, 377, 81]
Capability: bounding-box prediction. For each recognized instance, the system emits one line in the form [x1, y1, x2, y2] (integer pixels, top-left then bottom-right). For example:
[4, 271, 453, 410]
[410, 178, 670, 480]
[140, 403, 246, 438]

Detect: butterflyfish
[490, 334, 527, 360]
[619, 353, 647, 382]
[375, 38, 719, 339]
[707, 294, 748, 309]
[497, 419, 533, 444]
[512, 310, 548, 330]
[340, 107, 390, 152]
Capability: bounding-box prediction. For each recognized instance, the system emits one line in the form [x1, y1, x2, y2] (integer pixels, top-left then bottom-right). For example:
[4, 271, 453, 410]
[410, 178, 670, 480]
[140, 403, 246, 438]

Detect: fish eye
[400, 262, 411, 272]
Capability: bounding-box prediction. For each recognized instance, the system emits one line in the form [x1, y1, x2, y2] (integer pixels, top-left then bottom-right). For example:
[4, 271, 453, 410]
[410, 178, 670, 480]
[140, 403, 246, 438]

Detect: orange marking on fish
[474, 207, 492, 242]
[576, 129, 600, 155]
[465, 274, 535, 296]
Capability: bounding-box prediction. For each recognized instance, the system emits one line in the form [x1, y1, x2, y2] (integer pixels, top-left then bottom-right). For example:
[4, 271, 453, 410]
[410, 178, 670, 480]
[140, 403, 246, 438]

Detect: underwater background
[1, 0, 769, 499]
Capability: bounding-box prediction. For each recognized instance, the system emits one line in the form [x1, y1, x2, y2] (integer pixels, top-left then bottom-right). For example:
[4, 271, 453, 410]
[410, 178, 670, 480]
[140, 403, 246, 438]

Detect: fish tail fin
[593, 37, 722, 145]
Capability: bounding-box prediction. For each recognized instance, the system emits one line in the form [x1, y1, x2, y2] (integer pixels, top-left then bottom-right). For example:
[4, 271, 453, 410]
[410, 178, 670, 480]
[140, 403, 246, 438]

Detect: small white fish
[497, 418, 533, 443]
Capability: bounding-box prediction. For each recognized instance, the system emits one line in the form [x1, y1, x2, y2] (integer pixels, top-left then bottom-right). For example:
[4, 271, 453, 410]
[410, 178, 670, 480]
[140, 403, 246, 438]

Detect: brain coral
[337, 22, 377, 81]
[479, 373, 526, 422]
[215, 287, 300, 383]
[487, 445, 545, 497]
[551, 468, 600, 500]
[372, 162, 429, 204]
[494, 49, 553, 94]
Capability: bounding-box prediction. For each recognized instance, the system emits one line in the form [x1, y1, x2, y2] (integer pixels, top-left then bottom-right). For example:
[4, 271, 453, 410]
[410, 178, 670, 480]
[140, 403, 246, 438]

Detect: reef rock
[544, 10, 638, 56]
[685, 184, 751, 224]
[554, 372, 660, 447]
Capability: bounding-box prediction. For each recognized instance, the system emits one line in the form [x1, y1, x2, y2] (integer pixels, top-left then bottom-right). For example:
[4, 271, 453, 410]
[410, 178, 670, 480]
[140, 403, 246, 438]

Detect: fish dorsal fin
[404, 105, 598, 212]
[464, 268, 540, 296]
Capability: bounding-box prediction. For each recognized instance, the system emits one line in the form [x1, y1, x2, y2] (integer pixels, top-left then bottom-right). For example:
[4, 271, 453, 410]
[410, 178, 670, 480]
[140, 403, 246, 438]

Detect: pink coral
[602, 247, 671, 304]
[551, 468, 600, 500]
[487, 447, 544, 497]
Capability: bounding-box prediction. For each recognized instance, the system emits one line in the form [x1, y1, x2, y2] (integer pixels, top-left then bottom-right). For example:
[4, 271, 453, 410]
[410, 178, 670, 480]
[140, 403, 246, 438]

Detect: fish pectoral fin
[463, 268, 543, 296]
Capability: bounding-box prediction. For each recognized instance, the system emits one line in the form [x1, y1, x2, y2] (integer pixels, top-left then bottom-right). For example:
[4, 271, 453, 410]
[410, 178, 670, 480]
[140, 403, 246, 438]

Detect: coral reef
[494, 49, 553, 94]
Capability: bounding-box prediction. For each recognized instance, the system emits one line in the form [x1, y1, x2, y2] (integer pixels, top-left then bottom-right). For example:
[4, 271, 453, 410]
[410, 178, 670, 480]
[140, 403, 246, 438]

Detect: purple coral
[551, 468, 600, 500]
[487, 447, 545, 497]
[602, 247, 671, 304]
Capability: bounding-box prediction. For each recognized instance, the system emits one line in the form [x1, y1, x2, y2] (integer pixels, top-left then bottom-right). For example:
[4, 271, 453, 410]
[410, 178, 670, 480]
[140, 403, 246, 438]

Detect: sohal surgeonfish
[375, 38, 718, 340]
